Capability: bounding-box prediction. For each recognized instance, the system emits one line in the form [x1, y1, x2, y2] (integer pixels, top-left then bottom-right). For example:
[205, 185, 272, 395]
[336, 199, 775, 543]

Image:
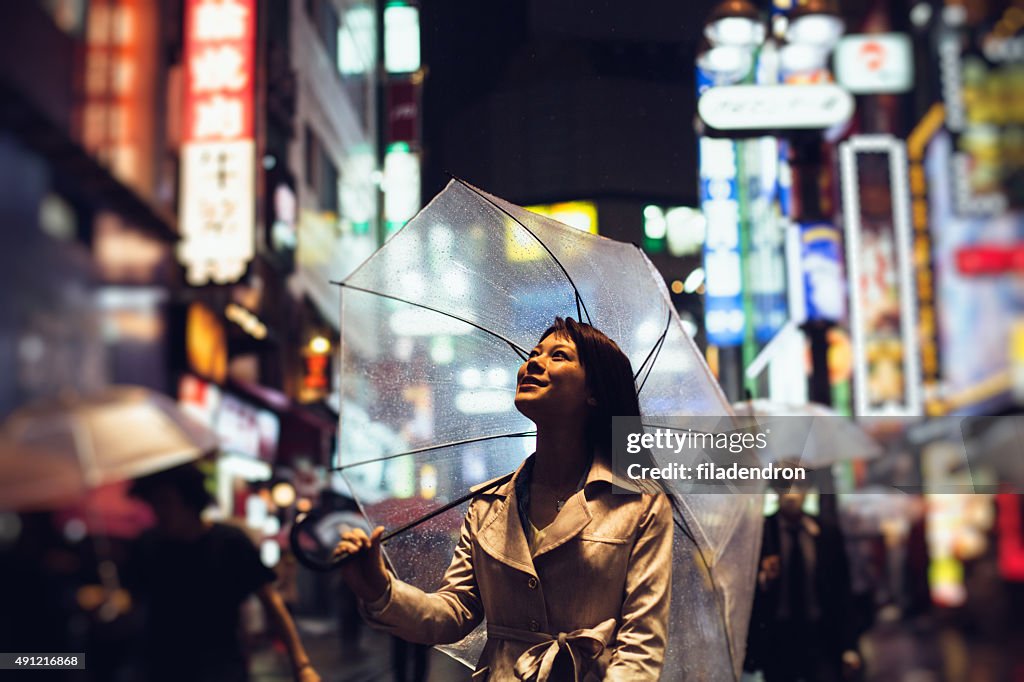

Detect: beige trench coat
[361, 455, 674, 681]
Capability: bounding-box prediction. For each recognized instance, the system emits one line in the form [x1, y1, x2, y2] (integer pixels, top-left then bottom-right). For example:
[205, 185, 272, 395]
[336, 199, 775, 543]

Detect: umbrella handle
[288, 512, 406, 572]
[289, 511, 356, 572]
[289, 472, 515, 572]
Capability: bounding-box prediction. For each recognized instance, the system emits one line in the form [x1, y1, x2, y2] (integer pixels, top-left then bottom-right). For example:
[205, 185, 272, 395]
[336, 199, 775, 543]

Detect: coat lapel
[476, 462, 538, 577]
[531, 455, 636, 557]
[476, 454, 636, 565]
[531, 490, 593, 558]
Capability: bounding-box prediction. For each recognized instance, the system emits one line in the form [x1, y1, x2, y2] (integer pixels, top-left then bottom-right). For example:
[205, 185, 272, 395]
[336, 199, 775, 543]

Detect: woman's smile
[514, 333, 591, 420]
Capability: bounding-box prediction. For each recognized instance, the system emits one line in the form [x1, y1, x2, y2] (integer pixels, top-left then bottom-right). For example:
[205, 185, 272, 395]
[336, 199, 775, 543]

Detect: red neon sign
[956, 244, 1024, 275]
[182, 0, 255, 144]
[997, 494, 1024, 581]
[304, 354, 329, 390]
[859, 41, 886, 71]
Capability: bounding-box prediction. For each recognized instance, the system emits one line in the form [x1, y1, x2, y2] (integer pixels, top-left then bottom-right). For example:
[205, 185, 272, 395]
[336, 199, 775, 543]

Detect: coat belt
[488, 618, 617, 681]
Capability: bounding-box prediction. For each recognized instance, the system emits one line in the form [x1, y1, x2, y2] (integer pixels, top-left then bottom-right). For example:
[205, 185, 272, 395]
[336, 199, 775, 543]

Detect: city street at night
[1, 1, 1024, 680]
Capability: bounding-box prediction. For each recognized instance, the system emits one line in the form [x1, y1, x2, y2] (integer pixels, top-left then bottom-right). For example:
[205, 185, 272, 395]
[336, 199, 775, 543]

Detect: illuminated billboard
[835, 33, 914, 94]
[700, 137, 745, 347]
[177, 0, 256, 286]
[506, 201, 598, 262]
[839, 135, 922, 417]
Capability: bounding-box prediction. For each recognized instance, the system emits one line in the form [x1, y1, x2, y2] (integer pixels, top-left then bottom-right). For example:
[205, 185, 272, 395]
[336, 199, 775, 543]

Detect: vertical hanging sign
[701, 137, 746, 347]
[840, 135, 923, 417]
[178, 0, 256, 285]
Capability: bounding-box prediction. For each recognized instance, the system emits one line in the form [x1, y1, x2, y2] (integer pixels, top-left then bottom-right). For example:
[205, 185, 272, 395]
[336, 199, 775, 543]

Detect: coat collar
[585, 452, 647, 495]
[470, 452, 646, 498]
[475, 457, 537, 576]
[474, 453, 644, 573]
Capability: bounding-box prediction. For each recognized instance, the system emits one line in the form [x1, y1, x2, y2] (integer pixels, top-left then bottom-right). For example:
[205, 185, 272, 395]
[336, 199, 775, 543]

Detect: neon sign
[698, 84, 855, 132]
[907, 104, 945, 406]
[839, 135, 923, 417]
[178, 0, 256, 285]
[700, 137, 746, 347]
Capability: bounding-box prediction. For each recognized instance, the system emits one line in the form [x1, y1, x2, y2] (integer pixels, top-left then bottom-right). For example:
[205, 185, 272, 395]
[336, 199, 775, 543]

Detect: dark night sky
[419, 1, 718, 203]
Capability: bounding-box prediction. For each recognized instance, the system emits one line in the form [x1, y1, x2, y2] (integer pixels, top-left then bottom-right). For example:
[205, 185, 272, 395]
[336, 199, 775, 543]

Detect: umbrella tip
[444, 170, 465, 183]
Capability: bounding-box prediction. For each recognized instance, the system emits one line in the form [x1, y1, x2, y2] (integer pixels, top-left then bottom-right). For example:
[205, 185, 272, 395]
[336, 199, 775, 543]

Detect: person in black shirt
[127, 464, 320, 682]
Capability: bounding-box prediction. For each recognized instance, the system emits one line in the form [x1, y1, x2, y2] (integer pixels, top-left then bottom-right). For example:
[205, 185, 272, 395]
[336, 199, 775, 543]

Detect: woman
[335, 317, 674, 681]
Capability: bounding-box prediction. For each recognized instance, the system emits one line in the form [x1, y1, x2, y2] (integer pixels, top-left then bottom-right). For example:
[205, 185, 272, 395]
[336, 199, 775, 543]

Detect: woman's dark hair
[539, 317, 675, 500]
[129, 463, 214, 514]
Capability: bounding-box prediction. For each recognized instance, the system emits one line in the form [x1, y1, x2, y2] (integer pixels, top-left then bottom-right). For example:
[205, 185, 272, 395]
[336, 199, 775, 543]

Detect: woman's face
[514, 333, 592, 424]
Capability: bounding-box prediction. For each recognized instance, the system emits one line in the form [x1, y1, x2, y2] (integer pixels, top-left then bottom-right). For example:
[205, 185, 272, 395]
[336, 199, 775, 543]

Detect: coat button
[528, 620, 540, 632]
[527, 577, 538, 589]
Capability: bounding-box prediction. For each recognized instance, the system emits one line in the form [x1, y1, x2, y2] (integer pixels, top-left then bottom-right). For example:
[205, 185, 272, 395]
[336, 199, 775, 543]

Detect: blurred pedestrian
[0, 512, 76, 663]
[745, 482, 862, 682]
[126, 464, 320, 682]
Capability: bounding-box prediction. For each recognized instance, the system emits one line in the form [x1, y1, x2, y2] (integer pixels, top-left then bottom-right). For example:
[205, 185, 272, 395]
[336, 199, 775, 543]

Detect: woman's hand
[333, 526, 390, 603]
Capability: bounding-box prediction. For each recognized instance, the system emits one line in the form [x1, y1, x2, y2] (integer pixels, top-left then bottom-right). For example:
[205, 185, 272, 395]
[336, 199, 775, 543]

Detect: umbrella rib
[337, 282, 531, 360]
[634, 309, 672, 395]
[329, 430, 538, 472]
[632, 308, 670, 384]
[379, 471, 516, 544]
[455, 179, 593, 326]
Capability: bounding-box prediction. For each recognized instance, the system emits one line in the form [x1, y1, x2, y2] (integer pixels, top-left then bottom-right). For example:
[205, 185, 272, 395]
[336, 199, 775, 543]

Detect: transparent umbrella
[313, 179, 762, 679]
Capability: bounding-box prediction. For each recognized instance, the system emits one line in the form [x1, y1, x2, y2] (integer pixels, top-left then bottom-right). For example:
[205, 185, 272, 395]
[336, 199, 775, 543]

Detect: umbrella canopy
[333, 180, 761, 679]
[732, 399, 884, 469]
[0, 439, 85, 511]
[2, 386, 219, 489]
[838, 485, 919, 535]
[961, 415, 1024, 486]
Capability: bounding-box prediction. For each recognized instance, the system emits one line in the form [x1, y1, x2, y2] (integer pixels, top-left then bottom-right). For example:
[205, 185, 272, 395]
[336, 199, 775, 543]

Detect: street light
[308, 334, 331, 355]
[779, 42, 831, 76]
[785, 0, 845, 50]
[697, 40, 755, 85]
[704, 0, 766, 49]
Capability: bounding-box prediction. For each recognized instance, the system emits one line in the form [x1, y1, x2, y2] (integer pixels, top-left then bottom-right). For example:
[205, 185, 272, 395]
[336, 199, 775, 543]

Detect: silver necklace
[555, 469, 589, 511]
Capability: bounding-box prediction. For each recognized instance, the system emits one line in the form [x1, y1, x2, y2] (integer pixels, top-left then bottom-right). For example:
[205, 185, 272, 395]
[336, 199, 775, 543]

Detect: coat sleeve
[358, 503, 485, 645]
[605, 492, 674, 681]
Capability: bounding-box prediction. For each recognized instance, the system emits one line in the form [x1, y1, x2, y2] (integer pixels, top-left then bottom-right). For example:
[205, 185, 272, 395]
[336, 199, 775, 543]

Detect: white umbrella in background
[2, 386, 219, 488]
[733, 400, 884, 469]
[0, 439, 85, 512]
[962, 416, 1024, 486]
[1, 386, 219, 620]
